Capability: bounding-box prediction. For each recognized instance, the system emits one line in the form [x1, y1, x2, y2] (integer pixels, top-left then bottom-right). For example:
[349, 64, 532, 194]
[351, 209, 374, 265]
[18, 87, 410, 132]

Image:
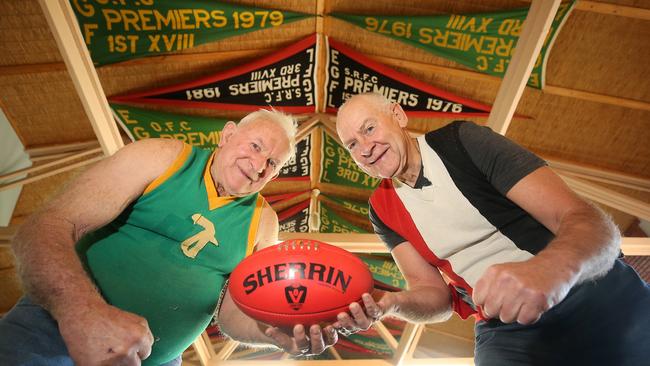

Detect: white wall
[0, 108, 32, 226]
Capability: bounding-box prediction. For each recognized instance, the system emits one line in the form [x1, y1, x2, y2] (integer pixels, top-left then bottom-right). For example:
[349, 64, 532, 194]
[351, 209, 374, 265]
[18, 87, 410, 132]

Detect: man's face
[215, 118, 291, 196]
[336, 97, 409, 179]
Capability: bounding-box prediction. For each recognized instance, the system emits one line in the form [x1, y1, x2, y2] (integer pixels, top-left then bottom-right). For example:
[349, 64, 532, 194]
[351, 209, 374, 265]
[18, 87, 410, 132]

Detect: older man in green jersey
[1, 109, 338, 365]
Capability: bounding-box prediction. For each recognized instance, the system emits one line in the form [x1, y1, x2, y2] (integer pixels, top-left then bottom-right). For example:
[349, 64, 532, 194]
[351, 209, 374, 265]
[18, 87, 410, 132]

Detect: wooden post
[38, 0, 123, 156]
[486, 0, 561, 134]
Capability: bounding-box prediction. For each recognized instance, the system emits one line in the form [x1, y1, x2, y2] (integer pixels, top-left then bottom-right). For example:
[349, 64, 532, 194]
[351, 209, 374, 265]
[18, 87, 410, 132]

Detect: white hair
[337, 92, 393, 119]
[238, 108, 297, 150]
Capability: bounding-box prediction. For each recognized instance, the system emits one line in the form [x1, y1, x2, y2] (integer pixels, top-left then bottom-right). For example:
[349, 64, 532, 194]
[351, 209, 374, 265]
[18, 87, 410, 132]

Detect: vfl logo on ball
[285, 284, 307, 310]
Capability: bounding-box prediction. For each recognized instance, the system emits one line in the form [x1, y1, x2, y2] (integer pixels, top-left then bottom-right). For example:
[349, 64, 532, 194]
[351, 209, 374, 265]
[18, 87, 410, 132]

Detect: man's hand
[332, 291, 395, 336]
[472, 257, 575, 325]
[265, 324, 338, 357]
[58, 302, 154, 366]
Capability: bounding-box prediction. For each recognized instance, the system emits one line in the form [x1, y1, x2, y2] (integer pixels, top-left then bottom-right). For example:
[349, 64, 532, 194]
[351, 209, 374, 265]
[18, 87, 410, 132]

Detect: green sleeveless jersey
[77, 144, 264, 365]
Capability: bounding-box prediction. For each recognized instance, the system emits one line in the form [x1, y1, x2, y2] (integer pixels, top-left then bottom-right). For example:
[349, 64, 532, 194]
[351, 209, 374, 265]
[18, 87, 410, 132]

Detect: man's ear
[392, 103, 408, 128]
[218, 121, 237, 147]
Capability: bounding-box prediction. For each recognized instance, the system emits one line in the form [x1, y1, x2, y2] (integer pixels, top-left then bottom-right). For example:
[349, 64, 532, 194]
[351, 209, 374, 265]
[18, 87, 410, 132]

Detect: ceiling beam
[38, 0, 123, 156]
[0, 147, 101, 182]
[372, 321, 399, 351]
[393, 323, 424, 366]
[573, 1, 650, 20]
[559, 174, 650, 222]
[519, 0, 650, 20]
[547, 158, 650, 193]
[487, 0, 561, 134]
[0, 154, 103, 193]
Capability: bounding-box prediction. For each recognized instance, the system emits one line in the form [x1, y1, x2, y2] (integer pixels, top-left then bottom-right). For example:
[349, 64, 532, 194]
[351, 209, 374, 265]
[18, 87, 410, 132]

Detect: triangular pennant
[318, 201, 367, 233]
[319, 128, 381, 191]
[321, 194, 369, 217]
[110, 103, 227, 150]
[277, 199, 311, 233]
[332, 1, 576, 89]
[72, 2, 309, 66]
[277, 129, 312, 181]
[357, 254, 407, 291]
[325, 36, 492, 117]
[111, 35, 319, 113]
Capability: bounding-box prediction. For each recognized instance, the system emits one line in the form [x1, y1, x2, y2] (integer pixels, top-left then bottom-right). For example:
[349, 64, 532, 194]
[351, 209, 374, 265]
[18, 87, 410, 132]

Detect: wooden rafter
[0, 153, 104, 193]
[487, 0, 561, 134]
[559, 174, 650, 222]
[546, 158, 650, 193]
[0, 147, 101, 182]
[372, 321, 399, 351]
[38, 0, 123, 156]
[392, 323, 424, 366]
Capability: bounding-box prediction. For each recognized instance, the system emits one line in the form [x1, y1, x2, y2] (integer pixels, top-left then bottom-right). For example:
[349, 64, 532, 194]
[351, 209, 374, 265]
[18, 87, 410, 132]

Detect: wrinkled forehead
[337, 97, 384, 134]
[239, 118, 291, 155]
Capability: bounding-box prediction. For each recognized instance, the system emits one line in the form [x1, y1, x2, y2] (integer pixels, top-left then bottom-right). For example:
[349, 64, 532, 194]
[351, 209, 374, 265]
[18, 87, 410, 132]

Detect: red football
[228, 239, 373, 328]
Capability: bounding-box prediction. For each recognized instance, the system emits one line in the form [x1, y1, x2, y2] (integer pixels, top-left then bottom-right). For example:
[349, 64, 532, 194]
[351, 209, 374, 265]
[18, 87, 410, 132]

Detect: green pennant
[320, 130, 382, 190]
[319, 202, 367, 233]
[322, 194, 370, 217]
[332, 1, 575, 88]
[110, 103, 227, 150]
[346, 332, 399, 355]
[359, 254, 406, 290]
[71, 1, 309, 66]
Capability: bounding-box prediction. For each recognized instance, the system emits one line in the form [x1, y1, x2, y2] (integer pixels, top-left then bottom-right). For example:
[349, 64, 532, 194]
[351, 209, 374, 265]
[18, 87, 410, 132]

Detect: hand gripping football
[228, 239, 373, 328]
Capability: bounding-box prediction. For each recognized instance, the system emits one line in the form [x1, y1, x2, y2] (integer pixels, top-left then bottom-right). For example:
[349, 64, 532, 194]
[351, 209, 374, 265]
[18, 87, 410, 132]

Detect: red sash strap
[370, 179, 479, 320]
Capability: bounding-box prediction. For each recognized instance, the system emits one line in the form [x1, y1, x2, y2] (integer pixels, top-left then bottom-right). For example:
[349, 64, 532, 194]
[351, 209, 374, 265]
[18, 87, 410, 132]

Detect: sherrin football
[228, 239, 373, 328]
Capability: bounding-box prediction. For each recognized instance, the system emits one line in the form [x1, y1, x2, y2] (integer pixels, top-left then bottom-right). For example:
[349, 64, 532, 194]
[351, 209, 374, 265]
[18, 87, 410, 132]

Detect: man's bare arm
[12, 138, 184, 365]
[472, 166, 620, 324]
[334, 241, 453, 332]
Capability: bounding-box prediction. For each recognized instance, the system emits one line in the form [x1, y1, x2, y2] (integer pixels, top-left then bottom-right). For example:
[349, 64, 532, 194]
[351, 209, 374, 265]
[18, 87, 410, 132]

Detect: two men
[0, 110, 336, 365]
[333, 93, 650, 365]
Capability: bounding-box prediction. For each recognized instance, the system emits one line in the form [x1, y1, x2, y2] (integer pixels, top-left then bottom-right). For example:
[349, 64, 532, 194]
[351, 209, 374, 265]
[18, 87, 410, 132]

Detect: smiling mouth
[369, 148, 388, 165]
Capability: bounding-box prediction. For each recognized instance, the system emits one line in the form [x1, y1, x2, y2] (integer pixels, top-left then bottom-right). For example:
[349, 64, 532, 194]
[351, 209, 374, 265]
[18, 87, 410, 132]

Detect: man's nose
[251, 154, 266, 175]
[360, 140, 374, 158]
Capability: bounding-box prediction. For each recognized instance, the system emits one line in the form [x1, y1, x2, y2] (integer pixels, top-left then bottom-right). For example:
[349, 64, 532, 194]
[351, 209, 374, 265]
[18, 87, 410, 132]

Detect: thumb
[265, 327, 291, 350]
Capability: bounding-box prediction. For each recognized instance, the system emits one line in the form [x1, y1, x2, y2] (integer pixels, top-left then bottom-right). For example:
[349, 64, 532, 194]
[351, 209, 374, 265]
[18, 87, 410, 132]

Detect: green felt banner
[360, 254, 406, 290]
[333, 1, 575, 88]
[319, 202, 367, 233]
[322, 194, 369, 217]
[71, 0, 308, 66]
[320, 130, 381, 190]
[111, 103, 226, 150]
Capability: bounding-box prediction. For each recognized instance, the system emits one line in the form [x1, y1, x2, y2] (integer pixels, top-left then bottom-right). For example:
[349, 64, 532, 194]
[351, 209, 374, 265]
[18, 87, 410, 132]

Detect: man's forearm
[536, 203, 620, 285]
[12, 214, 105, 319]
[386, 286, 453, 324]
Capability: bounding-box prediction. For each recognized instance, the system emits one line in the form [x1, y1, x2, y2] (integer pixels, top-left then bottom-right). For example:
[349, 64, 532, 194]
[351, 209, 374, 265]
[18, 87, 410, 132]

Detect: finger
[136, 346, 151, 361]
[498, 298, 523, 324]
[362, 293, 382, 320]
[322, 325, 338, 347]
[482, 293, 503, 321]
[292, 324, 310, 352]
[349, 302, 371, 328]
[136, 331, 154, 360]
[472, 273, 491, 307]
[265, 327, 292, 351]
[335, 311, 355, 329]
[309, 325, 326, 355]
[516, 303, 544, 325]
